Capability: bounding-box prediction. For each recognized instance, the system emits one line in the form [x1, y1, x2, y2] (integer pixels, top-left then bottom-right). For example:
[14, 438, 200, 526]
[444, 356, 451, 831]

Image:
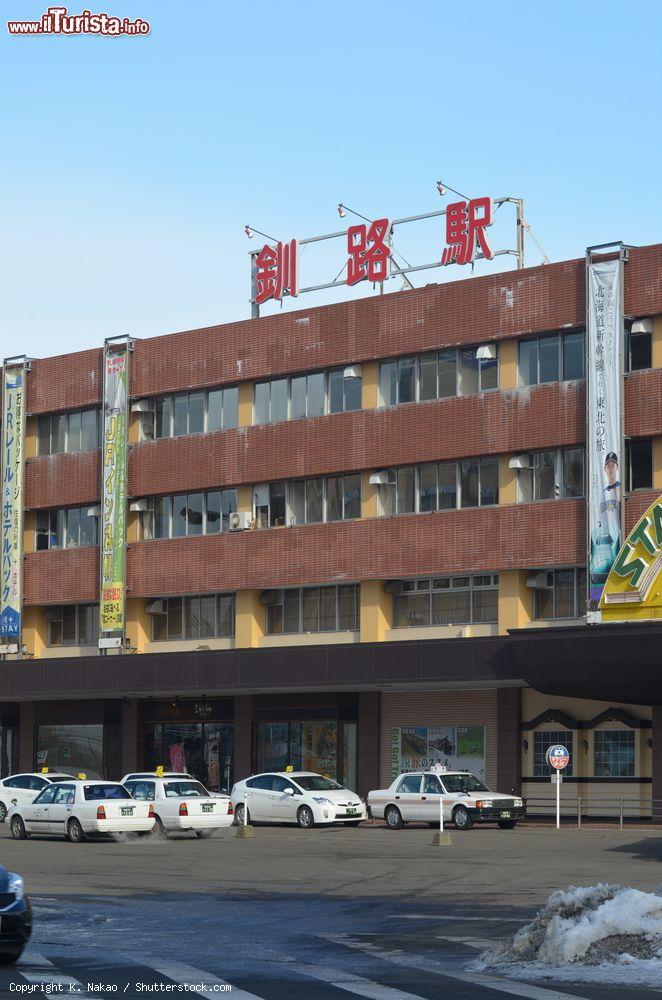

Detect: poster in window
[399, 727, 428, 770]
[392, 726, 486, 780]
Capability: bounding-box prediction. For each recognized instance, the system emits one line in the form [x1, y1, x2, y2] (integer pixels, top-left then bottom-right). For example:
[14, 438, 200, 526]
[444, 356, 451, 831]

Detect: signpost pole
[556, 771, 561, 830]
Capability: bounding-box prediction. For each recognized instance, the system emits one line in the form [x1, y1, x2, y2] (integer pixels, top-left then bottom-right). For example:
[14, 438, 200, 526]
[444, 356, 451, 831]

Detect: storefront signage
[546, 744, 570, 770]
[100, 341, 129, 635]
[600, 494, 662, 615]
[0, 364, 26, 641]
[391, 725, 486, 780]
[587, 253, 624, 603]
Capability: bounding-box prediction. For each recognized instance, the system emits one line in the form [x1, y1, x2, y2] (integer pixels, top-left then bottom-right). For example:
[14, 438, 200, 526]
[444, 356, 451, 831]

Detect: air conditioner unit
[145, 599, 166, 615]
[131, 399, 152, 413]
[129, 498, 149, 512]
[476, 343, 497, 361]
[98, 637, 123, 649]
[631, 318, 652, 335]
[369, 471, 392, 486]
[509, 454, 533, 469]
[344, 364, 362, 379]
[229, 511, 251, 532]
[526, 571, 553, 589]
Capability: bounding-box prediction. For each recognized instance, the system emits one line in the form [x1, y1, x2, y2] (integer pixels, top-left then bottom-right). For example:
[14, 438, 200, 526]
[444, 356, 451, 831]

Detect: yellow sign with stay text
[600, 494, 662, 619]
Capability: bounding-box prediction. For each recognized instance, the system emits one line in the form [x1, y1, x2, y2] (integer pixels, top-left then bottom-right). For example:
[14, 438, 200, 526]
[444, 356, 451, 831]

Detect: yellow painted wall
[23, 511, 36, 554]
[22, 606, 47, 658]
[499, 455, 517, 505]
[25, 417, 37, 460]
[125, 598, 151, 652]
[361, 474, 379, 518]
[499, 340, 518, 390]
[235, 590, 264, 648]
[128, 412, 140, 445]
[652, 315, 662, 370]
[498, 570, 532, 634]
[237, 383, 253, 428]
[653, 438, 662, 490]
[361, 361, 379, 410]
[360, 580, 391, 643]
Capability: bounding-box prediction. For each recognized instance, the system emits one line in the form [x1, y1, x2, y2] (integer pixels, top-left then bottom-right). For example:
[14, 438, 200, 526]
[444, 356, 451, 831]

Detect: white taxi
[7, 780, 155, 842]
[231, 771, 367, 828]
[0, 770, 74, 822]
[368, 768, 526, 831]
[123, 776, 233, 837]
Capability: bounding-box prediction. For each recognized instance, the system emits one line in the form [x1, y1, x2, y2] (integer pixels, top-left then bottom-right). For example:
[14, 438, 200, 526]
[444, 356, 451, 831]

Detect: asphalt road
[1, 822, 661, 999]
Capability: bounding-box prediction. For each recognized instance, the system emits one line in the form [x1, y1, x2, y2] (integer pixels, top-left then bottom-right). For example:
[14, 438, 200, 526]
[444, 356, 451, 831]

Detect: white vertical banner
[587, 256, 623, 603]
[0, 365, 26, 643]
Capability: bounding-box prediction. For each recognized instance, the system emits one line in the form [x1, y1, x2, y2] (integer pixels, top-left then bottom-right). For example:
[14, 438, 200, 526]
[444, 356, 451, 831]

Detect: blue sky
[1, 0, 661, 356]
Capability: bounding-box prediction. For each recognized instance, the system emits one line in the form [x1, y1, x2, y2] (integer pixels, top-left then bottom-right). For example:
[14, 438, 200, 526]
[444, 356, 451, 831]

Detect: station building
[1, 242, 662, 814]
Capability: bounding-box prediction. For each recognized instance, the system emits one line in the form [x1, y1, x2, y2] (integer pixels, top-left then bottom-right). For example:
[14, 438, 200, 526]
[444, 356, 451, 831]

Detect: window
[378, 346, 498, 407]
[253, 368, 362, 425]
[625, 323, 652, 372]
[154, 387, 238, 438]
[626, 439, 652, 491]
[532, 567, 586, 620]
[47, 604, 99, 646]
[517, 448, 585, 502]
[37, 408, 99, 456]
[265, 585, 359, 634]
[36, 506, 97, 551]
[149, 490, 237, 540]
[377, 460, 498, 516]
[532, 730, 574, 776]
[254, 475, 362, 528]
[396, 775, 423, 794]
[151, 593, 235, 641]
[519, 330, 585, 386]
[594, 730, 635, 777]
[393, 576, 498, 628]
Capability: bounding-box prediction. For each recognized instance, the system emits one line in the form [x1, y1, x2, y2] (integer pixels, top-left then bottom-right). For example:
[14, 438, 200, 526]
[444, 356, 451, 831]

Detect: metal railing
[523, 796, 662, 828]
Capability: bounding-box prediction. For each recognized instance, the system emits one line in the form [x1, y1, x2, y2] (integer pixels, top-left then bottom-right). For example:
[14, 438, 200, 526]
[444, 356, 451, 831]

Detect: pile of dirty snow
[474, 884, 662, 987]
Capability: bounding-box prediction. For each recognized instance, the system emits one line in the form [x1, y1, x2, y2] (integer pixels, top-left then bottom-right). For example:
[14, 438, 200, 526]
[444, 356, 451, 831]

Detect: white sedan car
[0, 771, 74, 822]
[368, 769, 526, 831]
[8, 780, 154, 842]
[123, 776, 233, 837]
[231, 771, 367, 829]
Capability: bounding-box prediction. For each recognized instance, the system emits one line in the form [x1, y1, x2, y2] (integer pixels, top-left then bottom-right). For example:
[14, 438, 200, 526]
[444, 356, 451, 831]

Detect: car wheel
[195, 829, 213, 839]
[385, 805, 404, 830]
[66, 818, 85, 843]
[498, 820, 517, 830]
[453, 806, 473, 831]
[296, 805, 315, 829]
[151, 816, 167, 838]
[234, 803, 250, 826]
[10, 815, 27, 840]
[0, 801, 7, 823]
[0, 949, 23, 966]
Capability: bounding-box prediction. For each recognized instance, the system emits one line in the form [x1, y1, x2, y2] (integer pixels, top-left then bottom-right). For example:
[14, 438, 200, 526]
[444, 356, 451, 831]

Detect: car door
[270, 776, 299, 822]
[244, 775, 274, 821]
[5, 775, 37, 809]
[420, 774, 444, 823]
[24, 784, 58, 833]
[47, 784, 76, 835]
[392, 774, 424, 821]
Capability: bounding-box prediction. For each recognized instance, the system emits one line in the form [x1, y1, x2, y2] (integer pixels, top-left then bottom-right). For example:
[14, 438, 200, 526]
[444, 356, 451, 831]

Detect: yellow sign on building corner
[600, 493, 662, 620]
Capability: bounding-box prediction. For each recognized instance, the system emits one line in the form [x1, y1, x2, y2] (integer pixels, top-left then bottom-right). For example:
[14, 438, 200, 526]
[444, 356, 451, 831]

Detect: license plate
[500, 811, 511, 819]
[346, 808, 357, 815]
[202, 804, 214, 813]
[121, 807, 133, 817]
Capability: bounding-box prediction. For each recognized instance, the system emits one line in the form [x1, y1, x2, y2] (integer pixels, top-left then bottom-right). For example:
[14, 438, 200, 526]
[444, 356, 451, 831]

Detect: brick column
[497, 687, 522, 794]
[357, 692, 380, 798]
[120, 699, 139, 778]
[234, 696, 252, 782]
[652, 706, 662, 811]
[19, 702, 35, 773]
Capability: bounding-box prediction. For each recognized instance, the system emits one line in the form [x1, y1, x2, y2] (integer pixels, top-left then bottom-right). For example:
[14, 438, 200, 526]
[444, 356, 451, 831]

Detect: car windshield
[83, 784, 132, 801]
[442, 774, 491, 794]
[293, 776, 344, 792]
[164, 781, 209, 798]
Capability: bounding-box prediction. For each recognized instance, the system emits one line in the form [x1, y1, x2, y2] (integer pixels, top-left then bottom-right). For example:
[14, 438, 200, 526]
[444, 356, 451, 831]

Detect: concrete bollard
[235, 791, 255, 838]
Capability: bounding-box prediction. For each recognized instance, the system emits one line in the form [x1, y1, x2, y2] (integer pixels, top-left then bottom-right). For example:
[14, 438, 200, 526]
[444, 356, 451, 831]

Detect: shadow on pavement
[607, 837, 662, 861]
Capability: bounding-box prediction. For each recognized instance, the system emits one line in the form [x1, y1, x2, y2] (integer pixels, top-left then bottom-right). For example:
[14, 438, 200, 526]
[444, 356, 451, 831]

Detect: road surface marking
[17, 951, 94, 997]
[437, 934, 498, 949]
[389, 914, 524, 922]
[148, 958, 263, 998]
[298, 961, 430, 999]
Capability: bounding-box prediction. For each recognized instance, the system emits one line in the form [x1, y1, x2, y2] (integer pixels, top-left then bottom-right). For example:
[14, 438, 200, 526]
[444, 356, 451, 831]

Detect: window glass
[254, 383, 270, 425]
[343, 474, 361, 520]
[533, 584, 554, 620]
[82, 409, 98, 450]
[379, 475, 396, 517]
[397, 775, 422, 794]
[269, 482, 287, 527]
[379, 361, 397, 407]
[419, 464, 438, 512]
[65, 508, 80, 548]
[186, 493, 204, 535]
[207, 390, 222, 432]
[460, 460, 479, 508]
[319, 587, 336, 630]
[397, 358, 416, 403]
[156, 397, 172, 439]
[167, 597, 183, 639]
[290, 376, 307, 419]
[35, 785, 59, 804]
[37, 416, 51, 455]
[563, 331, 584, 380]
[288, 480, 306, 526]
[174, 394, 188, 436]
[423, 775, 441, 794]
[302, 588, 319, 632]
[519, 340, 538, 386]
[437, 462, 457, 510]
[472, 588, 498, 622]
[221, 490, 236, 532]
[460, 349, 479, 395]
[53, 414, 67, 454]
[68, 410, 82, 453]
[198, 595, 216, 638]
[327, 371, 343, 415]
[186, 596, 201, 637]
[480, 458, 499, 506]
[326, 477, 342, 522]
[36, 511, 50, 551]
[172, 496, 187, 537]
[397, 467, 416, 514]
[554, 569, 575, 618]
[307, 373, 325, 418]
[418, 354, 438, 401]
[480, 356, 498, 391]
[339, 585, 358, 630]
[629, 330, 652, 372]
[283, 590, 300, 633]
[535, 451, 556, 500]
[266, 604, 283, 635]
[563, 448, 584, 498]
[269, 379, 288, 423]
[438, 350, 457, 398]
[394, 592, 430, 627]
[432, 589, 470, 625]
[594, 730, 635, 777]
[154, 497, 168, 539]
[218, 594, 235, 636]
[629, 439, 652, 490]
[305, 479, 323, 523]
[344, 375, 361, 412]
[533, 730, 574, 776]
[223, 387, 238, 430]
[79, 508, 95, 548]
[539, 335, 560, 383]
[206, 491, 221, 534]
[188, 393, 204, 434]
[62, 605, 77, 643]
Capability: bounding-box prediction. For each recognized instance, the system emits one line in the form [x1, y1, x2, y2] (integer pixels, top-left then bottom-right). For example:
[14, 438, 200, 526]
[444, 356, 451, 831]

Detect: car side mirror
[510, 786, 517, 795]
[284, 787, 294, 795]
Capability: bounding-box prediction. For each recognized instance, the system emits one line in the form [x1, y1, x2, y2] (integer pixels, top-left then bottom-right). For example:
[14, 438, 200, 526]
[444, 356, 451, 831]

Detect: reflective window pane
[480, 357, 498, 391]
[270, 379, 288, 423]
[290, 376, 307, 420]
[186, 597, 201, 638]
[156, 397, 172, 439]
[397, 358, 416, 403]
[326, 476, 342, 522]
[397, 467, 416, 514]
[174, 395, 188, 436]
[563, 331, 584, 380]
[629, 330, 651, 372]
[302, 589, 319, 632]
[305, 478, 323, 523]
[438, 350, 457, 398]
[283, 590, 300, 633]
[394, 593, 430, 628]
[344, 375, 361, 411]
[172, 495, 187, 537]
[459, 349, 479, 395]
[288, 480, 306, 526]
[479, 458, 499, 506]
[343, 474, 361, 520]
[221, 490, 236, 531]
[53, 414, 67, 454]
[167, 597, 183, 639]
[460, 460, 479, 508]
[307, 373, 325, 417]
[62, 605, 77, 642]
[81, 409, 98, 450]
[188, 393, 204, 435]
[419, 463, 438, 512]
[327, 371, 343, 415]
[432, 590, 470, 625]
[207, 390, 222, 432]
[539, 335, 560, 383]
[65, 507, 80, 548]
[379, 361, 397, 406]
[154, 497, 168, 538]
[269, 482, 287, 527]
[186, 493, 204, 535]
[535, 451, 556, 500]
[555, 570, 575, 618]
[68, 411, 82, 453]
[339, 585, 358, 630]
[206, 491, 221, 534]
[79, 509, 95, 548]
[218, 595, 234, 636]
[418, 354, 437, 401]
[438, 462, 457, 509]
[519, 340, 538, 386]
[37, 416, 51, 455]
[319, 587, 336, 630]
[254, 383, 270, 425]
[223, 386, 238, 430]
[199, 596, 216, 638]
[472, 589, 498, 622]
[563, 448, 584, 498]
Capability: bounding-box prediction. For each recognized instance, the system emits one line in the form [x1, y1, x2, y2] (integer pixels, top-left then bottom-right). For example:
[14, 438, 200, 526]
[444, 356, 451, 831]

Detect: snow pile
[475, 884, 662, 986]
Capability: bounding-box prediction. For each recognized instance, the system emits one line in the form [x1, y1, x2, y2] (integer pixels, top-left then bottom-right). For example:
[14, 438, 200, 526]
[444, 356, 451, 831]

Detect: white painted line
[149, 958, 264, 999]
[299, 961, 429, 1000]
[436, 934, 498, 950]
[389, 914, 524, 922]
[17, 951, 94, 997]
[322, 935, 592, 1000]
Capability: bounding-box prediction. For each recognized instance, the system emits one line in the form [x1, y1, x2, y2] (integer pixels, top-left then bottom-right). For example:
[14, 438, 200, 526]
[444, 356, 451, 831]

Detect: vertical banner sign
[100, 345, 128, 634]
[587, 257, 624, 602]
[0, 366, 26, 642]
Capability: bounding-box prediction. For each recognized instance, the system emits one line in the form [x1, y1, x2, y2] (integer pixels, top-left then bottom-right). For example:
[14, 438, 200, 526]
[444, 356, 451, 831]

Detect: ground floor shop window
[594, 730, 635, 777]
[143, 723, 234, 792]
[391, 725, 486, 781]
[0, 726, 18, 778]
[35, 723, 119, 779]
[532, 730, 574, 776]
[254, 720, 357, 789]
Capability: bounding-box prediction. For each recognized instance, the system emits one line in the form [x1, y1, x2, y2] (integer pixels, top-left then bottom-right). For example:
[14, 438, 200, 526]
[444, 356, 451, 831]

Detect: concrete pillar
[120, 699, 139, 777]
[360, 581, 391, 644]
[499, 340, 518, 389]
[237, 383, 253, 428]
[499, 455, 517, 505]
[652, 316, 662, 370]
[361, 361, 379, 410]
[19, 702, 35, 772]
[652, 706, 662, 811]
[235, 591, 264, 649]
[496, 687, 521, 794]
[234, 696, 252, 782]
[498, 570, 533, 635]
[357, 692, 380, 798]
